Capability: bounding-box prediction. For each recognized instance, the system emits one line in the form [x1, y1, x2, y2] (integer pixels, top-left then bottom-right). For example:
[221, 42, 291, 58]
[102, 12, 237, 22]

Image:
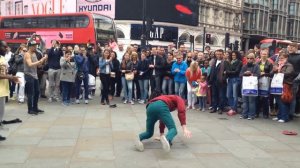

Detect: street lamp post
[141, 0, 147, 49]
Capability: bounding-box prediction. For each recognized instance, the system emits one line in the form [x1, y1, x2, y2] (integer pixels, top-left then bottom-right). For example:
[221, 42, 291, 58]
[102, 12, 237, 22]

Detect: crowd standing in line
[0, 36, 300, 142]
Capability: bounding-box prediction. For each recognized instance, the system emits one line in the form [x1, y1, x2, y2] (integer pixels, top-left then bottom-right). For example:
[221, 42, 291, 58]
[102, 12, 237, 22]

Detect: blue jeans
[242, 96, 257, 118]
[212, 83, 226, 110]
[61, 81, 73, 104]
[198, 96, 207, 109]
[75, 73, 89, 100]
[25, 75, 40, 111]
[162, 78, 173, 95]
[138, 79, 149, 101]
[275, 95, 290, 121]
[174, 82, 186, 98]
[122, 77, 133, 101]
[227, 78, 240, 111]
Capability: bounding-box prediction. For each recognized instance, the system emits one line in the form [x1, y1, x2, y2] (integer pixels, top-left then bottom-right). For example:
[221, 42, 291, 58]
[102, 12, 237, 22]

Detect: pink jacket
[197, 81, 208, 96]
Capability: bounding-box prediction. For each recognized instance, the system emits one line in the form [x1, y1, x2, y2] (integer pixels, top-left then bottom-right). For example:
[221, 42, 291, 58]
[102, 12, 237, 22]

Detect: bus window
[75, 16, 89, 28]
[12, 18, 24, 28]
[93, 14, 116, 42]
[44, 17, 58, 28]
[3, 19, 12, 28]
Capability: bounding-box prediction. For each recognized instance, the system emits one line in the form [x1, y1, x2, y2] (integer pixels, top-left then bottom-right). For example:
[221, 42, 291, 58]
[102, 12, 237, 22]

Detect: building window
[289, 2, 296, 15]
[116, 29, 125, 39]
[179, 33, 190, 42]
[195, 35, 203, 44]
[251, 11, 257, 29]
[272, 0, 278, 10]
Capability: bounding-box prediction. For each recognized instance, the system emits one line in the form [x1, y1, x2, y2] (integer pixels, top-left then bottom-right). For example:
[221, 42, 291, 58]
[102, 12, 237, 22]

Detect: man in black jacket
[288, 43, 300, 118]
[209, 49, 230, 114]
[149, 47, 164, 92]
[47, 40, 63, 102]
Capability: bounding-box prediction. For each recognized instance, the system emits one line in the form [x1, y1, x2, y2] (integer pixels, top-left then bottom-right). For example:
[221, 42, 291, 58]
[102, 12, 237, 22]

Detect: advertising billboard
[77, 0, 115, 18]
[115, 0, 199, 26]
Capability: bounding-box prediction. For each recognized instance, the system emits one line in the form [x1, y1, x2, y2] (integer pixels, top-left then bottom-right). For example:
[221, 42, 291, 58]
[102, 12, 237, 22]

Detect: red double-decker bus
[0, 12, 117, 49]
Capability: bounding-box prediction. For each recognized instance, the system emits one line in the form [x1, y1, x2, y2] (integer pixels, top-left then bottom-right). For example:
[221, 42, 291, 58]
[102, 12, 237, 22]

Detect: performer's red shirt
[148, 95, 186, 133]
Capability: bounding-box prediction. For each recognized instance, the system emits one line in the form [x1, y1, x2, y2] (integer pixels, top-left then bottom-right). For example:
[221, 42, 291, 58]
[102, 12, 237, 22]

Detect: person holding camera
[47, 40, 63, 102]
[24, 40, 47, 115]
[60, 50, 76, 106]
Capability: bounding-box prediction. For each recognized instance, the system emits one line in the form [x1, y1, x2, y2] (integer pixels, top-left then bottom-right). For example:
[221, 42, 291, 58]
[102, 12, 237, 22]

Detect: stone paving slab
[1, 97, 300, 168]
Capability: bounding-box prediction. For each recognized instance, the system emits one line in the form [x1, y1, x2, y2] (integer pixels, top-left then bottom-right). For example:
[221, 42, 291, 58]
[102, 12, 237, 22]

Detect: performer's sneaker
[160, 135, 170, 153]
[134, 135, 144, 152]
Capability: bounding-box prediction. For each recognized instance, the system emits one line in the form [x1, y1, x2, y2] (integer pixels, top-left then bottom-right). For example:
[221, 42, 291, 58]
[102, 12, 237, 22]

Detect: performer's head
[149, 90, 161, 101]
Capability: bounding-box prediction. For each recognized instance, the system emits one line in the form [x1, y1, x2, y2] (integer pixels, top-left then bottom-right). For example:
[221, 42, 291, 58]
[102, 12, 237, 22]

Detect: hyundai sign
[77, 0, 115, 18]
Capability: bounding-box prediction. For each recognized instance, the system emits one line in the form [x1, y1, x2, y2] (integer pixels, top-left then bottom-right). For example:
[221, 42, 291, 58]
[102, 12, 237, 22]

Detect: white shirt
[4, 51, 12, 67]
[216, 60, 221, 67]
[152, 56, 156, 75]
[115, 49, 125, 62]
[105, 60, 110, 74]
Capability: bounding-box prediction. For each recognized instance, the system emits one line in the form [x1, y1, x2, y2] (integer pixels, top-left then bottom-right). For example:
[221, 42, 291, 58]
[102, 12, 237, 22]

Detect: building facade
[242, 0, 300, 50]
[115, 0, 243, 51]
[194, 0, 243, 50]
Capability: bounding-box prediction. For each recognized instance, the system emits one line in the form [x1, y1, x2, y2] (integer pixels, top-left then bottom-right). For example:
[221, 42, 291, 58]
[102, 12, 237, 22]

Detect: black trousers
[100, 73, 110, 103]
[25, 75, 40, 111]
[150, 75, 161, 92]
[116, 75, 122, 96]
[132, 78, 141, 100]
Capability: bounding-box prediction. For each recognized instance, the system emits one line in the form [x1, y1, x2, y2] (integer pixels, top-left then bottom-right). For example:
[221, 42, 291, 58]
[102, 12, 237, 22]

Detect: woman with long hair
[14, 44, 27, 103]
[185, 61, 202, 109]
[226, 51, 242, 114]
[98, 49, 113, 105]
[131, 52, 141, 101]
[137, 52, 150, 104]
[109, 51, 120, 99]
[121, 52, 134, 104]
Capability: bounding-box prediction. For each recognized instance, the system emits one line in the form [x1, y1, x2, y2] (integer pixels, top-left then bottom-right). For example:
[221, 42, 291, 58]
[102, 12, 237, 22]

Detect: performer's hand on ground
[183, 129, 192, 138]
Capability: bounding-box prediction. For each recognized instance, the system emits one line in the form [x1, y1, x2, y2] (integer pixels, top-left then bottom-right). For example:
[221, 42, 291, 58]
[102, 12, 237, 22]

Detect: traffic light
[146, 18, 154, 32]
[225, 33, 230, 48]
[205, 34, 211, 44]
[190, 35, 194, 43]
[234, 40, 239, 51]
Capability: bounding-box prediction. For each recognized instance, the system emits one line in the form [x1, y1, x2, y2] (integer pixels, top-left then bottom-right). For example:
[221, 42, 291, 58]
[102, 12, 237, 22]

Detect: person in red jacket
[134, 90, 192, 152]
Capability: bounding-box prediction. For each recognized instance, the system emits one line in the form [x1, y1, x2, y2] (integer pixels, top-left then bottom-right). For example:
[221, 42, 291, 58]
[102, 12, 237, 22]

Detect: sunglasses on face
[247, 58, 255, 60]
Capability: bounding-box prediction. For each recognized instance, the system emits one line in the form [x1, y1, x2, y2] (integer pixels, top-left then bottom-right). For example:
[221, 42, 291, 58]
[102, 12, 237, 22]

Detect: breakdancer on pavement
[135, 90, 192, 152]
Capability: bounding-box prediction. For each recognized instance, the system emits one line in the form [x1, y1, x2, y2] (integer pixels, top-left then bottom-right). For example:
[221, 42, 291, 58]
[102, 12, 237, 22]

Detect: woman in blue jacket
[172, 54, 188, 98]
[98, 49, 113, 105]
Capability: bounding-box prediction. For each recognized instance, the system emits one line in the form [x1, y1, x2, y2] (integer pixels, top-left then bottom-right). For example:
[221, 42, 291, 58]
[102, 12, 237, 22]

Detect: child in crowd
[196, 75, 208, 111]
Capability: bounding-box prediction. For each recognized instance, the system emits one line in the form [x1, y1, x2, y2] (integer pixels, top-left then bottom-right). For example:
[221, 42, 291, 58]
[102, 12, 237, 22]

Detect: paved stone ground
[1, 96, 300, 168]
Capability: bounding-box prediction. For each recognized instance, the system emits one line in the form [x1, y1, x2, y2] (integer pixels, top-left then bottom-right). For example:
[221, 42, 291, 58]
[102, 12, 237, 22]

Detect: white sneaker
[160, 135, 170, 153]
[75, 99, 80, 104]
[55, 97, 60, 102]
[131, 101, 135, 105]
[134, 135, 144, 152]
[85, 100, 89, 104]
[48, 98, 53, 103]
[202, 109, 205, 112]
[88, 95, 93, 100]
[278, 119, 285, 123]
[138, 100, 145, 104]
[272, 117, 278, 121]
[192, 106, 196, 110]
[123, 100, 128, 104]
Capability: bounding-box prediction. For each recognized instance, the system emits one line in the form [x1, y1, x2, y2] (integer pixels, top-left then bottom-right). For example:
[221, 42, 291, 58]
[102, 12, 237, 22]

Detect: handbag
[270, 73, 284, 95]
[242, 76, 258, 96]
[125, 72, 134, 80]
[281, 83, 293, 103]
[76, 71, 85, 80]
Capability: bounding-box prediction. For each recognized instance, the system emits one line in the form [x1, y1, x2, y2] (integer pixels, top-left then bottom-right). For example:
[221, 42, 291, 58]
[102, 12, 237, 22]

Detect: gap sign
[130, 24, 178, 42]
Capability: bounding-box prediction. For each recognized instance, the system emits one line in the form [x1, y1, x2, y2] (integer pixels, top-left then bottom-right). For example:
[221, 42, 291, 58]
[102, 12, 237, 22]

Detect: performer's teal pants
[139, 100, 177, 142]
